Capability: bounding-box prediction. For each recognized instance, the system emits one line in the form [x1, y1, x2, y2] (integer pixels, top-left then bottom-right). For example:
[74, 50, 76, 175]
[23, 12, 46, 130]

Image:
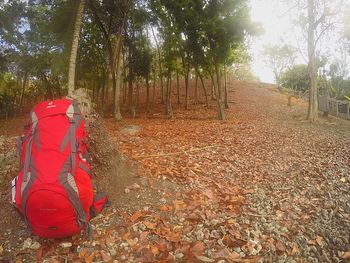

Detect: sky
[248, 0, 349, 84]
[249, 0, 299, 83]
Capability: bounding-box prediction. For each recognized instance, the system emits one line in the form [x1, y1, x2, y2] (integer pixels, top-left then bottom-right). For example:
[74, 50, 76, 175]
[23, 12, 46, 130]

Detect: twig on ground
[133, 145, 221, 159]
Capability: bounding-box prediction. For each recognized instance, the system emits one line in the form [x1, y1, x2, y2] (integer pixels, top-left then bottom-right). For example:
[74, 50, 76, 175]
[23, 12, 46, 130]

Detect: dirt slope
[0, 80, 350, 262]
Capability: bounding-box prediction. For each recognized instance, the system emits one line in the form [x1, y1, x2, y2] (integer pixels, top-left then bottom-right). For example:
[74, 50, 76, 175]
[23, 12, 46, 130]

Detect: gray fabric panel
[67, 173, 79, 194]
[66, 104, 74, 119]
[21, 158, 38, 218]
[58, 155, 86, 224]
[72, 100, 81, 114]
[59, 116, 82, 153]
[70, 120, 77, 176]
[78, 162, 92, 176]
[22, 135, 33, 190]
[34, 126, 40, 150]
[60, 131, 70, 153]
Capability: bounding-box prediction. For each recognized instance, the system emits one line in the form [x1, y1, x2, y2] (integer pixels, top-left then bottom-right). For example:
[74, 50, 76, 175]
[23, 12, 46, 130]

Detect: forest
[1, 0, 350, 262]
[0, 0, 259, 121]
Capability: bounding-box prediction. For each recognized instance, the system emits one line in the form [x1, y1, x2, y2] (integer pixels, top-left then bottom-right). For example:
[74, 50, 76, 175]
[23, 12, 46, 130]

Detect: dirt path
[0, 81, 350, 262]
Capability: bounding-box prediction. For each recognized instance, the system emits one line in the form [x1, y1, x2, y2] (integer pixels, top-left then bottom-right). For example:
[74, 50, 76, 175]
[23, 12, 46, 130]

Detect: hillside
[1, 80, 350, 262]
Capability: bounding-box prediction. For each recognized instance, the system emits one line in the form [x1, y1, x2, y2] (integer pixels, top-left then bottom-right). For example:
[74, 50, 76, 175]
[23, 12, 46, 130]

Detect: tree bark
[151, 26, 164, 104]
[146, 75, 150, 112]
[176, 71, 180, 104]
[307, 0, 318, 122]
[214, 61, 225, 120]
[194, 73, 198, 104]
[114, 44, 123, 121]
[19, 72, 28, 113]
[224, 65, 229, 109]
[67, 0, 86, 97]
[194, 66, 208, 107]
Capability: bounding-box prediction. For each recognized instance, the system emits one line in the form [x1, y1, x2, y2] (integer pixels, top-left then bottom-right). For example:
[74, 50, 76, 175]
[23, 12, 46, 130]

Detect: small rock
[217, 260, 226, 263]
[60, 242, 72, 249]
[121, 255, 127, 261]
[196, 230, 205, 241]
[132, 183, 141, 189]
[31, 241, 41, 250]
[210, 219, 219, 226]
[109, 248, 117, 257]
[175, 252, 184, 260]
[22, 238, 33, 250]
[124, 188, 130, 193]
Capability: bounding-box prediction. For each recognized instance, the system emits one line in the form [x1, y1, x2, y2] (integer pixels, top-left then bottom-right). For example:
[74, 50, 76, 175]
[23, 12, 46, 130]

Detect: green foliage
[280, 64, 310, 93]
[263, 44, 297, 84]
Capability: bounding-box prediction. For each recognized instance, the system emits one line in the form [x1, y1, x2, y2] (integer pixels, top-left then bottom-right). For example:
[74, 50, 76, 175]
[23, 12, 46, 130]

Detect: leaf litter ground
[0, 81, 350, 262]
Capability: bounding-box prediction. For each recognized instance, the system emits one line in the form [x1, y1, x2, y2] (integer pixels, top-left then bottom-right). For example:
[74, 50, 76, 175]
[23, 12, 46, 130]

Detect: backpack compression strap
[61, 100, 92, 236]
[21, 111, 39, 227]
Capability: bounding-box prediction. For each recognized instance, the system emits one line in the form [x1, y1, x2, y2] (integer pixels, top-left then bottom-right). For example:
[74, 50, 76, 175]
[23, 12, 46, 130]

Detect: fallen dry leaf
[341, 251, 350, 259]
[195, 255, 215, 262]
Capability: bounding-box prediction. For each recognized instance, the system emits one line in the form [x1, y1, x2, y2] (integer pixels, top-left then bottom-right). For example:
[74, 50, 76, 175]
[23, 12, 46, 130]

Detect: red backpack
[14, 99, 104, 238]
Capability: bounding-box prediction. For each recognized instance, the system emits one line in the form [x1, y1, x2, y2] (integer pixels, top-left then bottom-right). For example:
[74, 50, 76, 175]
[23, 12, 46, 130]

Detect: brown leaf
[212, 248, 230, 259]
[228, 251, 241, 260]
[276, 240, 286, 252]
[173, 200, 187, 210]
[36, 245, 44, 261]
[341, 251, 350, 259]
[100, 250, 113, 263]
[190, 241, 206, 256]
[316, 236, 324, 247]
[195, 255, 215, 262]
[130, 211, 148, 222]
[144, 221, 157, 230]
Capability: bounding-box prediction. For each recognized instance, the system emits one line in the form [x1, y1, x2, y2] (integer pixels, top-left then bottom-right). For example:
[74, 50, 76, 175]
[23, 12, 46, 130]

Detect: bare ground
[0, 80, 350, 262]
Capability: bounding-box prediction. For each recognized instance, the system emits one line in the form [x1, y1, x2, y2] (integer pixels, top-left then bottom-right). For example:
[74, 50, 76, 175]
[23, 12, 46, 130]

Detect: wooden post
[336, 100, 339, 116]
[347, 102, 350, 119]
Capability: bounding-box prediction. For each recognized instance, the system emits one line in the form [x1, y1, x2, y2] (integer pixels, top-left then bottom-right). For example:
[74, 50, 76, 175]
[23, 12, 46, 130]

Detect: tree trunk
[151, 26, 164, 104]
[209, 71, 216, 100]
[176, 71, 180, 104]
[194, 73, 198, 104]
[214, 61, 225, 120]
[146, 75, 150, 112]
[185, 72, 189, 109]
[67, 0, 86, 97]
[224, 65, 229, 109]
[194, 66, 208, 107]
[114, 45, 123, 121]
[152, 67, 156, 106]
[20, 72, 28, 113]
[165, 72, 173, 118]
[307, 0, 318, 122]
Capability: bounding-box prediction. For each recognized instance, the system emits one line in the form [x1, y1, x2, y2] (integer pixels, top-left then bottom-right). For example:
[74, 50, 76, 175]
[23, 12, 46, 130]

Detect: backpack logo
[46, 101, 57, 109]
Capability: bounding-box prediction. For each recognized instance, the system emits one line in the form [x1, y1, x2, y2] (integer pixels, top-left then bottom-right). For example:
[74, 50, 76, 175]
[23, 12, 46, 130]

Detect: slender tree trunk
[151, 26, 164, 104]
[194, 66, 208, 107]
[307, 0, 318, 122]
[146, 75, 150, 112]
[224, 65, 229, 109]
[176, 71, 180, 104]
[67, 0, 86, 97]
[165, 72, 173, 118]
[214, 61, 225, 120]
[20, 72, 28, 113]
[209, 71, 216, 100]
[114, 45, 123, 121]
[152, 67, 156, 106]
[194, 73, 198, 104]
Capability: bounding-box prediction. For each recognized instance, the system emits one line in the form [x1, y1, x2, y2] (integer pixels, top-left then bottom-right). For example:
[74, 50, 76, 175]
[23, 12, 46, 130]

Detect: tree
[291, 0, 344, 122]
[263, 44, 297, 84]
[280, 64, 310, 93]
[67, 0, 86, 97]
